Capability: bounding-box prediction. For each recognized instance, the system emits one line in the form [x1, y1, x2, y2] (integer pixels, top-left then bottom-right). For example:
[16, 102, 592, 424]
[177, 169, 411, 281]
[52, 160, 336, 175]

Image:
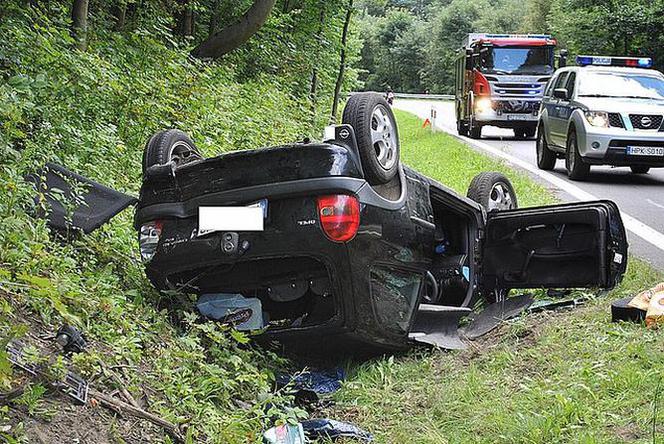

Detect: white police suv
[537, 56, 664, 180]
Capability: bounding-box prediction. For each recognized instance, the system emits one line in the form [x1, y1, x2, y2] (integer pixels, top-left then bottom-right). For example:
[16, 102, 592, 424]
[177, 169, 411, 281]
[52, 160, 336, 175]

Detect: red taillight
[317, 195, 360, 243]
[473, 70, 491, 96]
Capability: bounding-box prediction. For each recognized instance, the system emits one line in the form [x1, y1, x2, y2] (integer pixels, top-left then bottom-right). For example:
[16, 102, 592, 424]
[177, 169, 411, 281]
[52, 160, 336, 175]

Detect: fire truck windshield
[480, 46, 554, 75]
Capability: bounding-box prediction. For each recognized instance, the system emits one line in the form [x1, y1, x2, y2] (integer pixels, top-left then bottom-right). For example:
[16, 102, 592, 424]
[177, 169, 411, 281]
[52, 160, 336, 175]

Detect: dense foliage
[356, 0, 664, 93]
[0, 2, 359, 442]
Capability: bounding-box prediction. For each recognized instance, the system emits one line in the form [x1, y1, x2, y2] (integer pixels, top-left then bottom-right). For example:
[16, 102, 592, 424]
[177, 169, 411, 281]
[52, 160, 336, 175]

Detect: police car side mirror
[553, 88, 569, 100]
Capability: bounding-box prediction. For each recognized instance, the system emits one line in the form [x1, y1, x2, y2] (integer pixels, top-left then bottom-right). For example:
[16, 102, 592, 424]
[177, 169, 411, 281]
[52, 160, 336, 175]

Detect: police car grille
[608, 113, 624, 128]
[629, 114, 662, 130]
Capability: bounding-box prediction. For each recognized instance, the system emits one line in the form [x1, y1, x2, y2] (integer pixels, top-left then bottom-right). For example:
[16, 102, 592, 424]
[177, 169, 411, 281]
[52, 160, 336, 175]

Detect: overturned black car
[134, 93, 628, 351]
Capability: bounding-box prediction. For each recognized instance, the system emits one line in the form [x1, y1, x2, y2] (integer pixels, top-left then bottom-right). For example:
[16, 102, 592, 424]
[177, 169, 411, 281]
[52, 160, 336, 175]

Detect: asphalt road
[395, 98, 664, 271]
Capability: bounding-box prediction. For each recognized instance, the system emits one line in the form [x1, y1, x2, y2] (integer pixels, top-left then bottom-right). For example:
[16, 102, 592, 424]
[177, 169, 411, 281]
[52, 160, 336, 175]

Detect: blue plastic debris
[197, 293, 264, 330]
[263, 423, 306, 444]
[276, 368, 345, 397]
[302, 419, 373, 442]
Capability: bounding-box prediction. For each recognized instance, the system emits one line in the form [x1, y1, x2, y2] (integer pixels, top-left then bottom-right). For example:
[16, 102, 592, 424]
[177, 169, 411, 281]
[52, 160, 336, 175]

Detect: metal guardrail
[394, 92, 454, 100]
[350, 91, 454, 100]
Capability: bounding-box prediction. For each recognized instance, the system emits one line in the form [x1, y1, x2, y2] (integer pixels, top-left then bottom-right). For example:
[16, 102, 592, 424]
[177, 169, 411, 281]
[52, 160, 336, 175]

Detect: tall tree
[331, 0, 354, 122]
[71, 0, 89, 50]
[191, 0, 277, 58]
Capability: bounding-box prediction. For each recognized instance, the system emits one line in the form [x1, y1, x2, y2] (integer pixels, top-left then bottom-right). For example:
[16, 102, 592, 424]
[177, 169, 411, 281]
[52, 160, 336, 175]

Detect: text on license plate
[506, 114, 531, 121]
[626, 146, 664, 156]
[198, 199, 267, 235]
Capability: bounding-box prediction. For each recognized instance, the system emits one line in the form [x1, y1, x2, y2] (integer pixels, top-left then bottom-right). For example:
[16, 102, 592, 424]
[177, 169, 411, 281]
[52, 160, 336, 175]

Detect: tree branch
[191, 0, 277, 59]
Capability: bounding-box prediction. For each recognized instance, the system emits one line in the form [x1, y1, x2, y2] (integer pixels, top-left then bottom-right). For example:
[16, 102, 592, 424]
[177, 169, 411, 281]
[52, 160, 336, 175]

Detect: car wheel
[630, 166, 650, 174]
[343, 93, 400, 185]
[565, 130, 590, 181]
[536, 124, 556, 170]
[466, 172, 518, 212]
[513, 128, 525, 139]
[143, 129, 202, 174]
[468, 120, 482, 139]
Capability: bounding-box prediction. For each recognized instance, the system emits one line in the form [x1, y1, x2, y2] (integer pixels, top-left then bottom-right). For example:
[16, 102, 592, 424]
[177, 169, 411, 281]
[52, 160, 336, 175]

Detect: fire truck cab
[455, 34, 563, 139]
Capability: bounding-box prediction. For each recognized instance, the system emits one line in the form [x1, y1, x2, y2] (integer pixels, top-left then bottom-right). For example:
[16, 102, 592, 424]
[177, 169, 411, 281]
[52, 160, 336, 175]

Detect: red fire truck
[455, 34, 566, 139]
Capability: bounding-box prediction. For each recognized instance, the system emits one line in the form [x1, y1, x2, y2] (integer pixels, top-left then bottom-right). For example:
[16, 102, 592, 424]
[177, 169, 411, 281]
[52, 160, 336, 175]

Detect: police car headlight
[474, 98, 493, 114]
[584, 111, 609, 128]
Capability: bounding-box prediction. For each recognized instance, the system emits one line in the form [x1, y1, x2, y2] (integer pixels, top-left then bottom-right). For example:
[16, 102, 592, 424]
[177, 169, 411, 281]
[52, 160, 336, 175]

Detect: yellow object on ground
[629, 282, 664, 328]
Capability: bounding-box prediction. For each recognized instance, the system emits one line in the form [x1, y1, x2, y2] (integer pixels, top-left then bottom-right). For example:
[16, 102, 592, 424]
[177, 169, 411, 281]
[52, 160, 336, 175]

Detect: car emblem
[640, 116, 652, 128]
[339, 128, 350, 139]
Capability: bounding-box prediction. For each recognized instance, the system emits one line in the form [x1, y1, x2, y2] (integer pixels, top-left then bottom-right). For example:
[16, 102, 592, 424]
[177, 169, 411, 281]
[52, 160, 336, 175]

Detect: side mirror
[553, 88, 569, 100]
[558, 49, 568, 68]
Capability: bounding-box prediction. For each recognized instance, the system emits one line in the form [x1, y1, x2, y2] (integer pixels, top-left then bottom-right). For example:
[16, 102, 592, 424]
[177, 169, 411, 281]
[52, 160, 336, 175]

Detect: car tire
[565, 130, 590, 181]
[466, 172, 518, 212]
[468, 120, 482, 139]
[513, 128, 525, 139]
[143, 129, 202, 174]
[536, 124, 556, 170]
[630, 166, 650, 174]
[456, 118, 468, 136]
[343, 93, 400, 185]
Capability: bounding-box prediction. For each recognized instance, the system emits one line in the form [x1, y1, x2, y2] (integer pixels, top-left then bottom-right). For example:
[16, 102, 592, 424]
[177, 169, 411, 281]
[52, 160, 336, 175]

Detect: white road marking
[406, 103, 664, 254]
[647, 198, 664, 210]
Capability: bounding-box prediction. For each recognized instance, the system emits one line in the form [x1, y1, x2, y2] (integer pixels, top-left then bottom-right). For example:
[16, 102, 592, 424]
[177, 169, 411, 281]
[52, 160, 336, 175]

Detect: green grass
[394, 110, 556, 208]
[328, 110, 664, 444]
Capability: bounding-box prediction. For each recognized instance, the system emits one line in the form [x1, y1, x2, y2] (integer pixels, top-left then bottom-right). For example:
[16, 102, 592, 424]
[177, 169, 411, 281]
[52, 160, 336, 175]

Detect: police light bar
[576, 55, 653, 68]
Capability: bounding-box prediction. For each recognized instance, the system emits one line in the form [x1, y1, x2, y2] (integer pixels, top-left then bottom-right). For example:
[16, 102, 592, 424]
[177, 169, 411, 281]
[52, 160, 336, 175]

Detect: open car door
[482, 201, 627, 291]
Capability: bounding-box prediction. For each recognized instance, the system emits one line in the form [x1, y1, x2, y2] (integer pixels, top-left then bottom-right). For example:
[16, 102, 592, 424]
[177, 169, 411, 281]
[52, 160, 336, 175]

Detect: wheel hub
[370, 105, 398, 170]
[488, 183, 516, 211]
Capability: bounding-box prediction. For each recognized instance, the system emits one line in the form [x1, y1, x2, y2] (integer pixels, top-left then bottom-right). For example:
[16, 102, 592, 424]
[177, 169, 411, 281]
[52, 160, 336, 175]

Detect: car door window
[554, 72, 569, 92]
[565, 72, 576, 99]
[544, 74, 559, 97]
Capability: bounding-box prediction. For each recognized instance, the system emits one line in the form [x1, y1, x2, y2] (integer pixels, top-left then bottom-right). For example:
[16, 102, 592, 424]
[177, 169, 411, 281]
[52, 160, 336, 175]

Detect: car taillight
[473, 70, 491, 96]
[317, 195, 360, 243]
[139, 220, 162, 262]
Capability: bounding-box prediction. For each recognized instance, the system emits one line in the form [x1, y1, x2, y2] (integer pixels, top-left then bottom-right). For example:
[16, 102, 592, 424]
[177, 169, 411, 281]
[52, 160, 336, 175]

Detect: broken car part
[6, 340, 89, 404]
[275, 368, 345, 399]
[301, 418, 373, 442]
[55, 324, 87, 354]
[196, 293, 264, 330]
[26, 162, 137, 234]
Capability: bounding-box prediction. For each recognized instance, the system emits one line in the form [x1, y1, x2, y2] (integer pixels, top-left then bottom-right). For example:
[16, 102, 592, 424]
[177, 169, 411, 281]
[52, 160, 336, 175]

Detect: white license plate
[506, 114, 531, 121]
[626, 146, 664, 156]
[198, 199, 267, 235]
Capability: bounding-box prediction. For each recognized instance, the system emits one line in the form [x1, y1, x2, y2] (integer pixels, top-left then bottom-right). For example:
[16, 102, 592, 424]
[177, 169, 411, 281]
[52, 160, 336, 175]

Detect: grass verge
[328, 110, 664, 444]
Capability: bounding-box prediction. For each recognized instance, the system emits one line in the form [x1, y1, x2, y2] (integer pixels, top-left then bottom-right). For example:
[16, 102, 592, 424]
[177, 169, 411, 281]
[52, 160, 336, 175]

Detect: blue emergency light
[576, 55, 653, 68]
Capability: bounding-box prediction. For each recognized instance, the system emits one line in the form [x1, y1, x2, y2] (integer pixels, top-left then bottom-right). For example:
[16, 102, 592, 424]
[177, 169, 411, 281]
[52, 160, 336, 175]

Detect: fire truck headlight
[474, 98, 493, 114]
[584, 111, 609, 128]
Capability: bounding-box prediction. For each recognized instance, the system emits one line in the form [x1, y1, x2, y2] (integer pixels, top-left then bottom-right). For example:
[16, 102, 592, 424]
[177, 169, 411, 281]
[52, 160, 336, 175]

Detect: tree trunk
[208, 0, 220, 36]
[178, 1, 194, 36]
[191, 0, 276, 59]
[113, 3, 126, 31]
[71, 0, 89, 51]
[309, 7, 326, 119]
[331, 0, 354, 123]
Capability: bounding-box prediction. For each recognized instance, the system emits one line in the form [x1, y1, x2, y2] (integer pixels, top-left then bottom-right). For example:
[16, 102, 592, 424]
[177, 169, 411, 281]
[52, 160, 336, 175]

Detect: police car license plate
[506, 114, 530, 121]
[626, 146, 664, 157]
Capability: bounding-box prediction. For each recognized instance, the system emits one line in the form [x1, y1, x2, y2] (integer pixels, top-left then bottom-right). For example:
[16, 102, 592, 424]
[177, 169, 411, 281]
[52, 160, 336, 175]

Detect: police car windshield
[480, 46, 554, 75]
[578, 72, 664, 100]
